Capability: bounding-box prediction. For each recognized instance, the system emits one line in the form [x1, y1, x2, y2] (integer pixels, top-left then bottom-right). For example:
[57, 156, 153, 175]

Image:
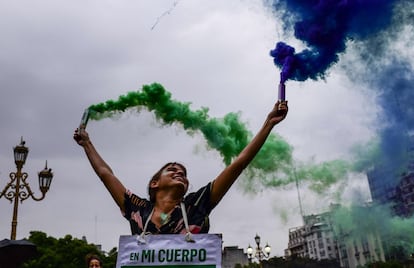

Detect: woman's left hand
[268, 100, 288, 125]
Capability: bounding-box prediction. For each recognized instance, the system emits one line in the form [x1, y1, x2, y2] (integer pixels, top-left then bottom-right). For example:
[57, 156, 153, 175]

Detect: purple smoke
[269, 0, 398, 83]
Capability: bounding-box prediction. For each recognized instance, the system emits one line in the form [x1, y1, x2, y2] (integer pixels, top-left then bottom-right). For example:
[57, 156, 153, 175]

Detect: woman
[73, 100, 288, 236]
[86, 254, 102, 268]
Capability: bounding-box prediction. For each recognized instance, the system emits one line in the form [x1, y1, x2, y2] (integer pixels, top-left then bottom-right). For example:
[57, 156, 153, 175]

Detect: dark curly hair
[85, 253, 102, 267]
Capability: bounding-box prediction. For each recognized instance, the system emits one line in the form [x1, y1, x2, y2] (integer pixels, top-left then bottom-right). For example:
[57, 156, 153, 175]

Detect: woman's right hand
[73, 127, 90, 147]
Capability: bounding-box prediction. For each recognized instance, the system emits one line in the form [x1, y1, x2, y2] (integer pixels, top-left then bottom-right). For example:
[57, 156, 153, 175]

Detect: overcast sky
[0, 0, 385, 256]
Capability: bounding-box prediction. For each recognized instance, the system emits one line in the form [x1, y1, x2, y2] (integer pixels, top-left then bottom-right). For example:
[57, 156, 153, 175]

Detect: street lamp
[247, 234, 271, 263]
[0, 137, 53, 240]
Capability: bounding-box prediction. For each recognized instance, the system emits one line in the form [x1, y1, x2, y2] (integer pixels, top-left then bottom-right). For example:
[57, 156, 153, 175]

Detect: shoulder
[184, 182, 212, 204]
[124, 190, 150, 208]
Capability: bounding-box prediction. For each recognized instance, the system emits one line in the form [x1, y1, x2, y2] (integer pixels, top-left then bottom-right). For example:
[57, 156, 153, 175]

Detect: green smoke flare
[88, 83, 349, 193]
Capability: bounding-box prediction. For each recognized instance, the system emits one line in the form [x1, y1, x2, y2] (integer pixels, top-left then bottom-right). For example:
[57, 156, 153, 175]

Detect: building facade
[303, 213, 338, 261]
[367, 137, 414, 218]
[285, 205, 385, 268]
[285, 210, 339, 262]
[286, 226, 306, 258]
[335, 228, 385, 268]
[222, 246, 249, 268]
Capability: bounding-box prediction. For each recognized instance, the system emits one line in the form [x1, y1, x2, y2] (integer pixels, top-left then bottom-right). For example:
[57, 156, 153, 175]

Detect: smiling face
[148, 162, 188, 202]
[159, 163, 189, 189]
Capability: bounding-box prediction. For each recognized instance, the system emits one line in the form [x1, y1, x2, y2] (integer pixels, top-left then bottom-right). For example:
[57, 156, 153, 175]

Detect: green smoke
[241, 156, 349, 194]
[331, 204, 414, 259]
[89, 83, 251, 165]
[88, 82, 350, 193]
[349, 138, 382, 173]
[295, 159, 350, 194]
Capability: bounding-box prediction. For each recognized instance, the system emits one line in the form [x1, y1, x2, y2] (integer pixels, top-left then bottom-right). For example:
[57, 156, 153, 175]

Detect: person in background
[86, 253, 102, 268]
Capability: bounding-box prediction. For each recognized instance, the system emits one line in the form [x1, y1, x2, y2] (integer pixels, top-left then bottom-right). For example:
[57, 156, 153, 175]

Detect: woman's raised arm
[210, 100, 288, 206]
[74, 127, 127, 212]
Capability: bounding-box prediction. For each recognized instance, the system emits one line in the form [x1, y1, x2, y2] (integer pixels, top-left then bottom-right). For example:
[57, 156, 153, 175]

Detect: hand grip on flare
[276, 83, 287, 116]
[79, 109, 90, 132]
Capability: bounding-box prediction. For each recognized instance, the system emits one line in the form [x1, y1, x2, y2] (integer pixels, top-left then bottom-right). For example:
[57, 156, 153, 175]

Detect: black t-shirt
[123, 182, 213, 235]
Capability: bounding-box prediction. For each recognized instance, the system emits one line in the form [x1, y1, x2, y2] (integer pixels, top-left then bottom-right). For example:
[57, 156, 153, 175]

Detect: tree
[255, 256, 340, 268]
[21, 231, 117, 268]
[365, 260, 408, 268]
[241, 262, 261, 268]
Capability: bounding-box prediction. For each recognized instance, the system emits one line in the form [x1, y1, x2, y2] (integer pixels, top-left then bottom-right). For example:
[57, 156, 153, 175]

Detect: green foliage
[248, 256, 414, 268]
[240, 262, 261, 268]
[365, 258, 414, 268]
[21, 231, 117, 268]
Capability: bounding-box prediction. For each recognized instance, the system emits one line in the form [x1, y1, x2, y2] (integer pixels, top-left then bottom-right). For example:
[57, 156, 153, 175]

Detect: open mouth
[173, 176, 186, 183]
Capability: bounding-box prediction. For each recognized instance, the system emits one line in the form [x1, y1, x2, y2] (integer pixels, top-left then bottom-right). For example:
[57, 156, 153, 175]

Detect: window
[317, 232, 322, 238]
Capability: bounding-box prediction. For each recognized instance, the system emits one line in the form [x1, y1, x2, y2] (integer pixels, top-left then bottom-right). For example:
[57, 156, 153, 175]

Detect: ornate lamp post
[0, 138, 53, 240]
[246, 234, 271, 263]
